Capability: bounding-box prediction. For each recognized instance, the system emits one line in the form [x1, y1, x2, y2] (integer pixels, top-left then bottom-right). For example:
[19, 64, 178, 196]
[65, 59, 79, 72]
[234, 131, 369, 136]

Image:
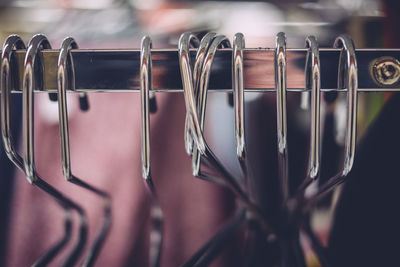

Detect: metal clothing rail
[4, 48, 400, 93]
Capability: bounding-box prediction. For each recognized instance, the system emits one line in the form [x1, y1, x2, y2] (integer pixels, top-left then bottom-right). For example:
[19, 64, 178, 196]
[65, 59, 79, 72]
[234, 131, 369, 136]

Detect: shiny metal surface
[305, 36, 321, 180]
[140, 36, 163, 267]
[178, 33, 206, 158]
[192, 34, 230, 177]
[275, 32, 289, 201]
[58, 37, 77, 180]
[57, 37, 111, 267]
[233, 33, 249, 180]
[185, 32, 216, 157]
[336, 35, 358, 177]
[2, 48, 400, 93]
[140, 36, 152, 180]
[1, 35, 25, 172]
[22, 34, 46, 183]
[304, 35, 359, 206]
[233, 33, 246, 160]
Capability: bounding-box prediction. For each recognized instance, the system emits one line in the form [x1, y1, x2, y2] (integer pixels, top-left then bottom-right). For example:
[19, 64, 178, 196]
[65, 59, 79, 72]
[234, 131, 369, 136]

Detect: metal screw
[371, 56, 400, 87]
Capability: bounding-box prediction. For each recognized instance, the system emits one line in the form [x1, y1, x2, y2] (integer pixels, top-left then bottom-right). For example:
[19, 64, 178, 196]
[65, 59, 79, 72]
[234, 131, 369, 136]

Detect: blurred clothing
[4, 93, 234, 266]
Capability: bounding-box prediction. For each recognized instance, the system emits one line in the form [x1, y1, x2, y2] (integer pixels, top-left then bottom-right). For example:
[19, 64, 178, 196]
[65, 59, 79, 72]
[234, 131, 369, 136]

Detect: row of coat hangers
[0, 31, 359, 266]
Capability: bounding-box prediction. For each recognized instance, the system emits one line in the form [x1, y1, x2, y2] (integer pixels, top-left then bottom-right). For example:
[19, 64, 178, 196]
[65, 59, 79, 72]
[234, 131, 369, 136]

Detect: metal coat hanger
[1, 34, 74, 267]
[179, 33, 278, 266]
[57, 36, 112, 267]
[1, 33, 88, 266]
[140, 35, 163, 267]
[298, 35, 330, 267]
[289, 34, 358, 267]
[179, 33, 251, 267]
[23, 33, 90, 267]
[304, 34, 358, 207]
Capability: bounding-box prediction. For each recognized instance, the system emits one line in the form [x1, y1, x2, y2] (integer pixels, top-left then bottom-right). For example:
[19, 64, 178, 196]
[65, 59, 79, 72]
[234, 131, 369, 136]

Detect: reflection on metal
[371, 56, 400, 87]
[1, 48, 399, 92]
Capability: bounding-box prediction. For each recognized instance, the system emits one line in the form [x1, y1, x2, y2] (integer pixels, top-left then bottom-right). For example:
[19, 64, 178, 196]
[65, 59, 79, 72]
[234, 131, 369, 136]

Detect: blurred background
[0, 0, 399, 266]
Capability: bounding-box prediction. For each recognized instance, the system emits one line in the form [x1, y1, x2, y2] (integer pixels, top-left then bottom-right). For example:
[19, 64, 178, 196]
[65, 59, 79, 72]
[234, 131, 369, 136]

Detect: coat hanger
[180, 33, 252, 266]
[303, 34, 359, 207]
[1, 34, 74, 267]
[178, 33, 273, 233]
[23, 34, 90, 267]
[1, 34, 88, 266]
[57, 36, 112, 267]
[283, 34, 358, 267]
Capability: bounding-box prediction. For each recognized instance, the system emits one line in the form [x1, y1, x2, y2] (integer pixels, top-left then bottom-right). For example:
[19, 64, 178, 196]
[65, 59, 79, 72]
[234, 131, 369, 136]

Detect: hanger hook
[58, 37, 78, 179]
[183, 32, 215, 156]
[334, 34, 358, 176]
[140, 35, 153, 180]
[305, 36, 321, 180]
[140, 36, 164, 267]
[275, 32, 289, 201]
[233, 33, 246, 161]
[191, 34, 231, 176]
[179, 33, 207, 157]
[22, 34, 53, 183]
[49, 55, 90, 112]
[1, 35, 26, 171]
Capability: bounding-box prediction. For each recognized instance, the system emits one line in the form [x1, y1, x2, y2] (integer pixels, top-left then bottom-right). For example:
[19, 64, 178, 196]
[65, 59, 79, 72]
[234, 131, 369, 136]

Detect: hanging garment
[328, 93, 400, 267]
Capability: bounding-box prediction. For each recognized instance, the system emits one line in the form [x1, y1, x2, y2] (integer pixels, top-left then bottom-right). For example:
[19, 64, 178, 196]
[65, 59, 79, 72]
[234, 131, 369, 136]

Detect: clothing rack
[4, 48, 400, 93]
[1, 31, 400, 267]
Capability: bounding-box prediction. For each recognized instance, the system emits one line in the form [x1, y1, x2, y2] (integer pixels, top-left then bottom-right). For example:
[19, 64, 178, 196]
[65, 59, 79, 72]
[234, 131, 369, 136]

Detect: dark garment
[328, 93, 400, 267]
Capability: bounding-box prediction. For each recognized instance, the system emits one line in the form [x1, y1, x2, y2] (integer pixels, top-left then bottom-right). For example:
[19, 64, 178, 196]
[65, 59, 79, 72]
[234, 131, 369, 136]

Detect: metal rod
[3, 48, 400, 92]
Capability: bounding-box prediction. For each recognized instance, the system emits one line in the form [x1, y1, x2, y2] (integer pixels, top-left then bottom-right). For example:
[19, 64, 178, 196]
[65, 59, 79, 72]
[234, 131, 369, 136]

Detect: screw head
[371, 56, 400, 87]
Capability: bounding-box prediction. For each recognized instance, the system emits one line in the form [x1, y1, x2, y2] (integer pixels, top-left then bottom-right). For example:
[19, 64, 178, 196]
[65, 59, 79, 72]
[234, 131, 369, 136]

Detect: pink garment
[5, 92, 234, 266]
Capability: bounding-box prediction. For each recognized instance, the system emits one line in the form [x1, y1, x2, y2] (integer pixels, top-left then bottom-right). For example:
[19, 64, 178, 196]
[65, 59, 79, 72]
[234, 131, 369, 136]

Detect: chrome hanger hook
[182, 32, 216, 156]
[293, 36, 322, 195]
[233, 33, 246, 160]
[1, 35, 26, 172]
[140, 35, 153, 180]
[275, 32, 289, 201]
[179, 32, 275, 235]
[191, 34, 231, 176]
[140, 35, 164, 267]
[178, 32, 206, 156]
[232, 32, 252, 181]
[305, 36, 321, 180]
[335, 34, 358, 176]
